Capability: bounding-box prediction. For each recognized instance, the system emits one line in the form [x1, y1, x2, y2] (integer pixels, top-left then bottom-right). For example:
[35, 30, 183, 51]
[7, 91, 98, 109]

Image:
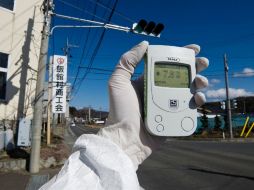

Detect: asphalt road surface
[71, 124, 254, 190]
[70, 123, 101, 137]
[138, 140, 254, 190]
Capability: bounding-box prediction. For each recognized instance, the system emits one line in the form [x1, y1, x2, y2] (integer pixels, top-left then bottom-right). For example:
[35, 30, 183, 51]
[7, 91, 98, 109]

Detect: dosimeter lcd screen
[154, 62, 190, 88]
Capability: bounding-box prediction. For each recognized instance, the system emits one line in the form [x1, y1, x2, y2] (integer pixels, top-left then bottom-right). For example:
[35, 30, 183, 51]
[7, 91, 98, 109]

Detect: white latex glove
[98, 41, 209, 170]
[40, 41, 209, 190]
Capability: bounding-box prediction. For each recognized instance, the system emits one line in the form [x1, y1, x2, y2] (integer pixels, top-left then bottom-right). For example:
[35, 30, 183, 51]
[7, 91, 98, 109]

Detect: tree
[223, 115, 228, 132]
[201, 114, 208, 129]
[197, 113, 209, 134]
[214, 115, 222, 131]
[69, 106, 78, 117]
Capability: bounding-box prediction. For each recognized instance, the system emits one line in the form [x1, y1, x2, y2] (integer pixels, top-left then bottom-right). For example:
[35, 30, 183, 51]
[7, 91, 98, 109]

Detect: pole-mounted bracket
[50, 13, 131, 35]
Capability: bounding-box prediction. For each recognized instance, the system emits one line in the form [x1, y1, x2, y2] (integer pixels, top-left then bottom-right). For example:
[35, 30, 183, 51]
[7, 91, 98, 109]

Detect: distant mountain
[70, 96, 254, 119]
[69, 106, 108, 119]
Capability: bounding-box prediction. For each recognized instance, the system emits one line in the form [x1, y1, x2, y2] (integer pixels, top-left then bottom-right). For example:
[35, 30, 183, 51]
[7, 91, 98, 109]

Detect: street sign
[52, 55, 67, 113]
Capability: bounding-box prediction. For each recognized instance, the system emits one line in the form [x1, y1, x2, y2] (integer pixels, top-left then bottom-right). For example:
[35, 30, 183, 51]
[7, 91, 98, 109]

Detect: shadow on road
[189, 167, 254, 181]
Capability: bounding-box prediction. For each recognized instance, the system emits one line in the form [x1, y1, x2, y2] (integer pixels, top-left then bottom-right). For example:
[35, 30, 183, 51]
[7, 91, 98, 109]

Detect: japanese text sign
[52, 55, 67, 113]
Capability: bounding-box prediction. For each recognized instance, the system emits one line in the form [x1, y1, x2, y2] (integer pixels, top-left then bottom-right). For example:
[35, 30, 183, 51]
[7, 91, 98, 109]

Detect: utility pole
[61, 37, 78, 123]
[224, 54, 233, 139]
[46, 56, 53, 145]
[88, 106, 91, 123]
[99, 107, 102, 120]
[30, 0, 53, 173]
[62, 37, 79, 57]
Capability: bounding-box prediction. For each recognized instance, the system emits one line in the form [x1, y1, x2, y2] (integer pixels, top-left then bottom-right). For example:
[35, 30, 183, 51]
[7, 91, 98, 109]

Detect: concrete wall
[0, 0, 44, 121]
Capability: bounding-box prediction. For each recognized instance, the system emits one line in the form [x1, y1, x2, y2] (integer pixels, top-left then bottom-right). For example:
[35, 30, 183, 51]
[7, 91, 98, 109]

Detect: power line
[203, 32, 254, 49]
[71, 1, 114, 90]
[73, 0, 99, 45]
[74, 0, 118, 89]
[54, 1, 254, 91]
[71, 0, 99, 90]
[68, 0, 89, 46]
[56, 0, 83, 12]
[55, 0, 132, 24]
[72, 0, 119, 96]
[69, 61, 253, 81]
[87, 0, 134, 23]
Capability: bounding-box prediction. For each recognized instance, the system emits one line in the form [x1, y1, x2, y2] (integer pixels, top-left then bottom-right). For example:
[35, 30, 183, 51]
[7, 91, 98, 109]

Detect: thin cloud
[206, 88, 253, 99]
[208, 79, 221, 88]
[210, 79, 221, 84]
[233, 68, 254, 77]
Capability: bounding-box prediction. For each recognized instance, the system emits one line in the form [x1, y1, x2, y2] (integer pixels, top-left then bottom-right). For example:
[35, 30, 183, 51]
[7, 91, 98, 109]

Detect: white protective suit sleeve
[40, 41, 209, 190]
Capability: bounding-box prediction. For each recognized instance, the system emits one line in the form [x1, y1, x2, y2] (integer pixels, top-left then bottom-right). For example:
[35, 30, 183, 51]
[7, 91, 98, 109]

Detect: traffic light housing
[221, 99, 238, 110]
[220, 101, 225, 110]
[132, 19, 164, 37]
[231, 99, 238, 109]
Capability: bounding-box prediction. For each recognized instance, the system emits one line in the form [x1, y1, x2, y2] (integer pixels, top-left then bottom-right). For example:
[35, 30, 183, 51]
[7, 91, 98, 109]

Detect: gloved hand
[98, 41, 209, 170]
[40, 41, 209, 190]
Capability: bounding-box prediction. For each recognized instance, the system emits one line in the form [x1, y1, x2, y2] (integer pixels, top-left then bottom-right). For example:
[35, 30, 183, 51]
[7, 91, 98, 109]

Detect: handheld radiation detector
[144, 45, 197, 136]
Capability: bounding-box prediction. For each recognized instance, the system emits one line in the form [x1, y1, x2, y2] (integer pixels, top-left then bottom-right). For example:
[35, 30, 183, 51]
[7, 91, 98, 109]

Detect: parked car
[71, 122, 76, 127]
[95, 120, 105, 125]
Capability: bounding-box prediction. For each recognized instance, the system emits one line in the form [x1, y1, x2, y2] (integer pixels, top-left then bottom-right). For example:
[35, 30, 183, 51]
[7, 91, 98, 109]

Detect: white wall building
[0, 0, 44, 122]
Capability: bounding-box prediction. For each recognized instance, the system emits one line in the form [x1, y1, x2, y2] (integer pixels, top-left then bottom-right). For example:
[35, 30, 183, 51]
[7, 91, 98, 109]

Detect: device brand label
[168, 57, 180, 62]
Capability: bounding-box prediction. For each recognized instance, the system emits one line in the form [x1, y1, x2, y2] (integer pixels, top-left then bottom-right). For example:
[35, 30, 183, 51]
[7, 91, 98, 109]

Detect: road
[70, 123, 100, 136]
[138, 140, 254, 190]
[71, 124, 254, 190]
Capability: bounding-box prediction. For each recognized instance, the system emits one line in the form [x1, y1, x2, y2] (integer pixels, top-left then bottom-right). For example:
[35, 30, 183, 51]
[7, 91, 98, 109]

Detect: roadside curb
[25, 174, 49, 190]
[0, 158, 26, 171]
[64, 124, 77, 151]
[67, 125, 76, 139]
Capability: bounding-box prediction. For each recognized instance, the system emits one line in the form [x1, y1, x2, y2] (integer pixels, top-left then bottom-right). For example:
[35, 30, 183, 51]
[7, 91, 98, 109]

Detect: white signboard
[17, 118, 31, 147]
[52, 55, 67, 113]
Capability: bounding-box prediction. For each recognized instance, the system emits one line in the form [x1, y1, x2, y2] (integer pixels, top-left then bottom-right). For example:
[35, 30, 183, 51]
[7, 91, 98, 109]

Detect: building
[0, 0, 44, 125]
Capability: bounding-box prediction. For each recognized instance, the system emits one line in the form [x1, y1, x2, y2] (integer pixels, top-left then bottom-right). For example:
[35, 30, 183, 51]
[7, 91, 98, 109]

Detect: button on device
[181, 117, 194, 132]
[155, 115, 162, 123]
[156, 124, 164, 132]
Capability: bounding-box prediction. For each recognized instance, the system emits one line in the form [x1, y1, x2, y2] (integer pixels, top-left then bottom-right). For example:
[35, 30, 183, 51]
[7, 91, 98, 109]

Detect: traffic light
[133, 19, 147, 33]
[231, 99, 238, 109]
[132, 19, 164, 37]
[220, 101, 225, 110]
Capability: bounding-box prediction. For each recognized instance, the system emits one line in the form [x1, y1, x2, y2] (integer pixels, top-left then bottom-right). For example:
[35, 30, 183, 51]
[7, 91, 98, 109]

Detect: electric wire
[71, 0, 99, 90]
[55, 0, 254, 62]
[52, 0, 254, 98]
[72, 0, 119, 97]
[71, 0, 113, 90]
[56, 0, 109, 22]
[87, 0, 134, 23]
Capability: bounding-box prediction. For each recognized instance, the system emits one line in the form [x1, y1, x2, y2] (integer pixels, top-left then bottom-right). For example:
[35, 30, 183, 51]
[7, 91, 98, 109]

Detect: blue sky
[49, 0, 254, 111]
